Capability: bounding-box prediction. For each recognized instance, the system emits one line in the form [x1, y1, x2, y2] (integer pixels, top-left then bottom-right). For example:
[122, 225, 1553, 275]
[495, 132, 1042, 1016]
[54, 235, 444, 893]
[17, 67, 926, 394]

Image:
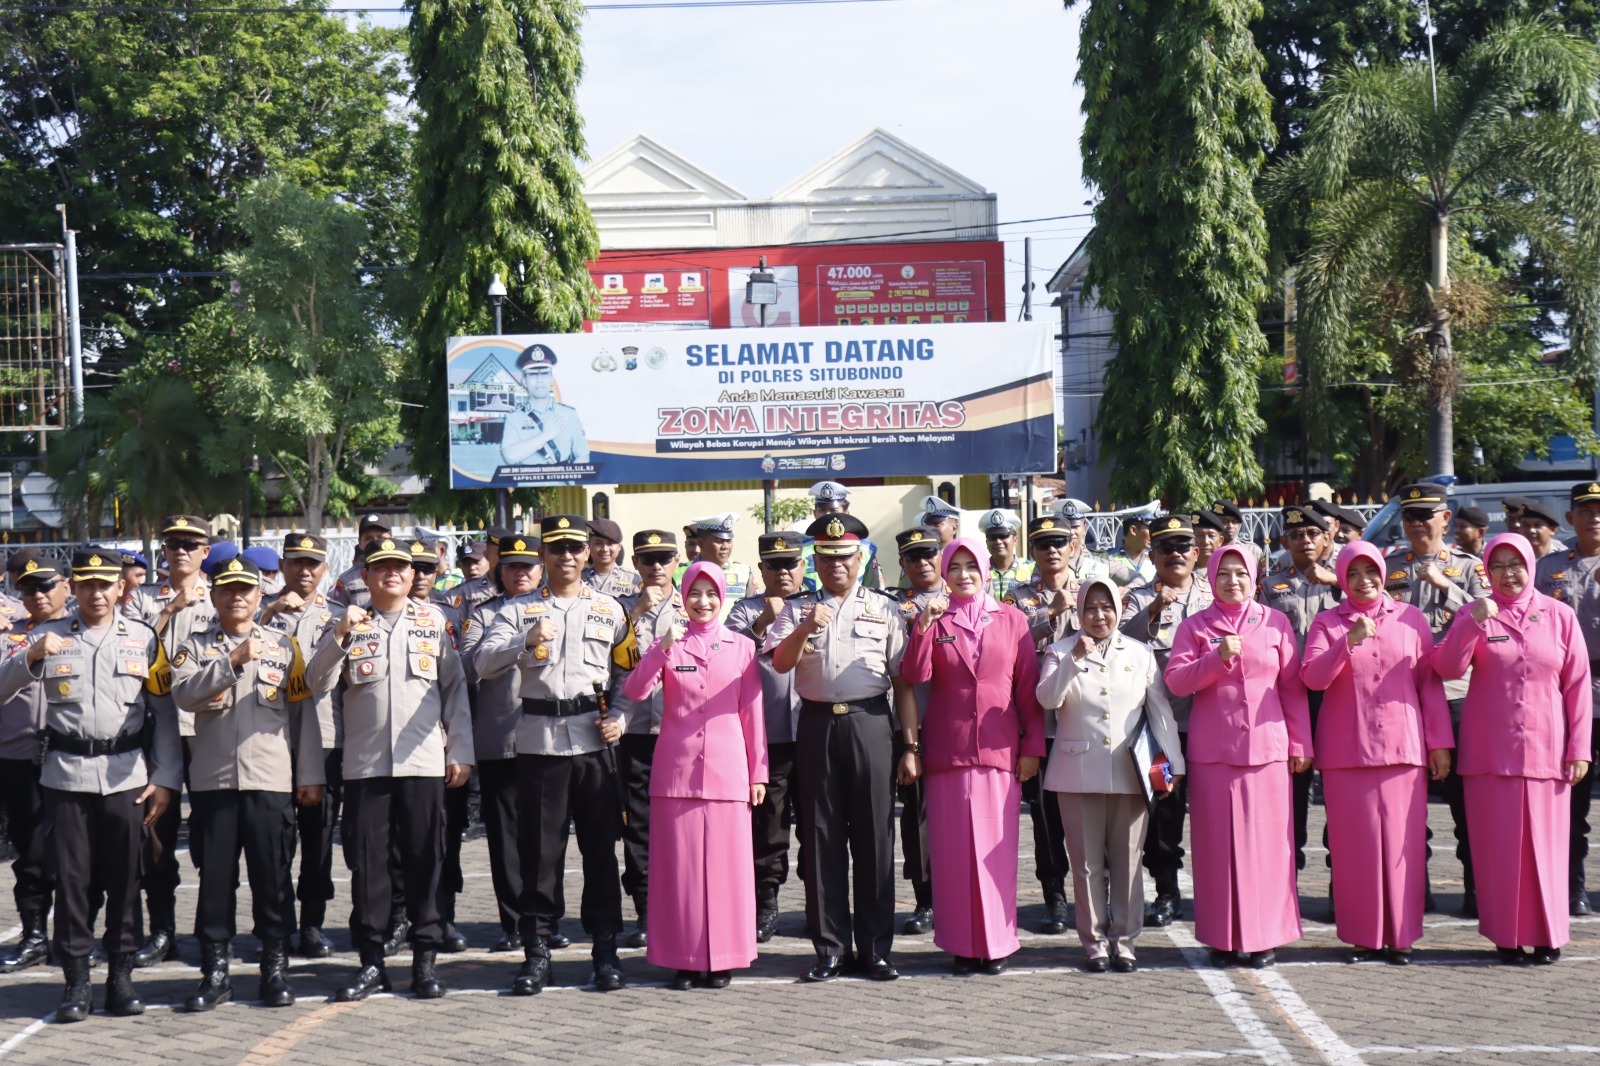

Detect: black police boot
[592, 934, 626, 991]
[259, 938, 294, 1008]
[755, 897, 780, 944]
[411, 948, 445, 999]
[1039, 880, 1070, 934]
[1572, 869, 1591, 917]
[297, 900, 333, 959]
[104, 951, 145, 1016]
[1145, 889, 1180, 928]
[491, 927, 522, 953]
[185, 939, 233, 1013]
[547, 925, 571, 950]
[1, 908, 50, 972]
[1462, 883, 1479, 919]
[510, 936, 550, 996]
[624, 896, 647, 949]
[54, 955, 92, 1023]
[381, 911, 410, 957]
[902, 906, 933, 935]
[132, 896, 178, 967]
[336, 945, 392, 1002]
[439, 897, 468, 954]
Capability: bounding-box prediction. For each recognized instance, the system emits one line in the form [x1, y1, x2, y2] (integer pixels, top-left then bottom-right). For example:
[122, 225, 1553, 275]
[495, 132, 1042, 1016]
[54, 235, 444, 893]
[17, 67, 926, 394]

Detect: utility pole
[746, 256, 779, 532]
[57, 205, 85, 541]
[488, 274, 511, 529]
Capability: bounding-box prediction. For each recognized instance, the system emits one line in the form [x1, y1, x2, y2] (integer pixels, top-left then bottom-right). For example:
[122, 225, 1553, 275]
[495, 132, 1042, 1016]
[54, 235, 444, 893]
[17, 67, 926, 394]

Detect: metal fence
[1081, 503, 1383, 554]
[0, 244, 68, 433]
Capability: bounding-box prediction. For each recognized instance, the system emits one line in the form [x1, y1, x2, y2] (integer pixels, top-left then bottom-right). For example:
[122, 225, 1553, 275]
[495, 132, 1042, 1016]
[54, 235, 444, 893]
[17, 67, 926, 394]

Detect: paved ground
[2, 797, 1598, 1066]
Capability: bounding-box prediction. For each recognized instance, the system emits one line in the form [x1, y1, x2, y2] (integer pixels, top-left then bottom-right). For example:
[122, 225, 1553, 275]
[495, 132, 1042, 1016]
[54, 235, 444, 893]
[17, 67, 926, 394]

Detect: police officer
[613, 529, 687, 948]
[1385, 483, 1490, 915]
[1513, 497, 1566, 559]
[1259, 506, 1341, 887]
[1121, 515, 1212, 925]
[979, 508, 1033, 597]
[500, 343, 589, 466]
[258, 532, 342, 959]
[770, 513, 908, 982]
[118, 552, 150, 620]
[0, 551, 70, 973]
[0, 547, 179, 1022]
[726, 532, 805, 942]
[1106, 513, 1156, 588]
[1192, 507, 1226, 569]
[329, 513, 390, 609]
[1212, 500, 1265, 567]
[1453, 506, 1489, 558]
[243, 545, 285, 597]
[458, 541, 491, 585]
[307, 536, 474, 1001]
[919, 495, 961, 544]
[583, 518, 640, 598]
[889, 527, 942, 935]
[171, 556, 324, 1011]
[473, 517, 631, 995]
[134, 514, 217, 968]
[449, 526, 516, 618]
[679, 514, 752, 614]
[1534, 481, 1600, 915]
[1309, 500, 1366, 549]
[799, 482, 885, 591]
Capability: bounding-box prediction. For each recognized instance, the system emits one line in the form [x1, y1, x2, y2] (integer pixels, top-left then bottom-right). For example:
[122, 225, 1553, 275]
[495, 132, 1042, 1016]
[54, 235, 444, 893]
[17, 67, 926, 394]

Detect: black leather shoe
[186, 939, 233, 1013]
[105, 951, 145, 1016]
[336, 947, 392, 1001]
[951, 955, 978, 975]
[1208, 949, 1233, 968]
[592, 935, 625, 991]
[1111, 955, 1136, 973]
[412, 949, 445, 998]
[132, 928, 176, 968]
[756, 904, 780, 944]
[669, 969, 696, 991]
[547, 931, 571, 950]
[982, 956, 1009, 976]
[1144, 892, 1179, 928]
[1084, 955, 1110, 973]
[259, 939, 294, 1008]
[861, 955, 898, 981]
[901, 906, 932, 935]
[54, 955, 92, 1023]
[706, 970, 731, 989]
[625, 898, 647, 948]
[511, 938, 550, 996]
[297, 925, 333, 959]
[1245, 950, 1276, 969]
[439, 924, 468, 954]
[1345, 948, 1380, 964]
[1462, 886, 1478, 919]
[1496, 946, 1527, 966]
[1385, 948, 1413, 966]
[491, 932, 523, 953]
[1571, 886, 1591, 917]
[2, 910, 49, 973]
[1039, 898, 1070, 935]
[1532, 945, 1561, 965]
[381, 916, 410, 957]
[804, 954, 845, 982]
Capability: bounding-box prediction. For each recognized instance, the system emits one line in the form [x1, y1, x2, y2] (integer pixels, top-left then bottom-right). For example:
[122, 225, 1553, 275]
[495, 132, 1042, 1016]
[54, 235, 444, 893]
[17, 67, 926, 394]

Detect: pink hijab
[1483, 532, 1537, 621]
[940, 537, 999, 658]
[1205, 544, 1265, 635]
[1335, 540, 1389, 616]
[679, 560, 731, 661]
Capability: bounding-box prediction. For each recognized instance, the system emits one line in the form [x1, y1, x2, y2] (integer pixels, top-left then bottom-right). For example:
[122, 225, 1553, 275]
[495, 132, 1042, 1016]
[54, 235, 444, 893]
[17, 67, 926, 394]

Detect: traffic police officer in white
[979, 508, 1033, 598]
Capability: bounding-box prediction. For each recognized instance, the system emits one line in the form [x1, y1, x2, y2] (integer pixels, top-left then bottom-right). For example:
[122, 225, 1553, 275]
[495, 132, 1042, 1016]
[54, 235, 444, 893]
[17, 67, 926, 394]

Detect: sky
[338, 0, 1096, 319]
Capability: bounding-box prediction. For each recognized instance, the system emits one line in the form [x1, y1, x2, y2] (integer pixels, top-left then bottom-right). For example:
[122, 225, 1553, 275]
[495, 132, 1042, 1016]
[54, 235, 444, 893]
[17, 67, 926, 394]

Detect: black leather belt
[40, 727, 143, 757]
[521, 695, 601, 717]
[800, 694, 890, 717]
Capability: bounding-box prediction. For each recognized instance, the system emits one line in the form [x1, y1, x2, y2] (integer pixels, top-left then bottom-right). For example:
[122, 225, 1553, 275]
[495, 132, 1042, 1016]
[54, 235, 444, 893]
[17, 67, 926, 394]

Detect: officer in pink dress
[1165, 545, 1312, 968]
[1301, 542, 1453, 964]
[1435, 532, 1593, 964]
[621, 561, 767, 991]
[897, 538, 1045, 975]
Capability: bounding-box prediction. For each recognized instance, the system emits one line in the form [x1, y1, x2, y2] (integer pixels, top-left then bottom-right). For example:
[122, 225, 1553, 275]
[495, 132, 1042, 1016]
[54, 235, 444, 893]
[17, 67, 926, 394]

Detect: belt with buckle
[801, 695, 889, 717]
[521, 696, 601, 717]
[40, 727, 143, 758]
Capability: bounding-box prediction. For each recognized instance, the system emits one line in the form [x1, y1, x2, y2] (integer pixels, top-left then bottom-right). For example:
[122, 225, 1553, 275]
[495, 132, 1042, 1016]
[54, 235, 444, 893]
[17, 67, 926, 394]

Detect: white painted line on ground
[1162, 922, 1294, 1066]
[1250, 968, 1367, 1065]
[0, 1018, 48, 1059]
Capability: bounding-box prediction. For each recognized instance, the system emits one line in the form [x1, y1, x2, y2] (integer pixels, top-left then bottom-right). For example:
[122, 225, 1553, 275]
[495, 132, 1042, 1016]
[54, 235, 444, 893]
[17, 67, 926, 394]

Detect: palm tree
[1271, 17, 1600, 476]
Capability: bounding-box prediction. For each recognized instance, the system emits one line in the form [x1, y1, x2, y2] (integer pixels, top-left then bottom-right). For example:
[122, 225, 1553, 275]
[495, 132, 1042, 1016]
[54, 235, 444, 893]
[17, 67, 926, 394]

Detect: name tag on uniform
[1208, 637, 1223, 645]
[1487, 634, 1511, 643]
[674, 664, 697, 672]
[935, 635, 956, 644]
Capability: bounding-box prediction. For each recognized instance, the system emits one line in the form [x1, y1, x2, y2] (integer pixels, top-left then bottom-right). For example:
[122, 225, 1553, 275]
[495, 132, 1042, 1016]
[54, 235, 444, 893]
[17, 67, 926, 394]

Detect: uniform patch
[532, 644, 550, 661]
[418, 656, 432, 672]
[1272, 582, 1291, 591]
[674, 664, 697, 672]
[56, 681, 71, 696]
[416, 640, 435, 654]
[263, 669, 284, 684]
[934, 635, 956, 644]
[53, 663, 73, 675]
[357, 660, 376, 676]
[1443, 568, 1462, 578]
[350, 644, 368, 657]
[262, 686, 279, 702]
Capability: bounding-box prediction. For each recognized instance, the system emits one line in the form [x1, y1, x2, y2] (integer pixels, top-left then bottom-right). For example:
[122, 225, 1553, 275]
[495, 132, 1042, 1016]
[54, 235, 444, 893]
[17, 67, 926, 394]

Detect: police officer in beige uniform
[473, 516, 632, 995]
[1384, 483, 1490, 915]
[328, 513, 391, 610]
[1535, 482, 1600, 915]
[0, 548, 180, 1022]
[890, 527, 943, 936]
[307, 536, 474, 1002]
[1121, 515, 1212, 925]
[172, 557, 325, 1012]
[583, 518, 641, 599]
[1212, 500, 1266, 568]
[258, 532, 343, 959]
[769, 513, 908, 982]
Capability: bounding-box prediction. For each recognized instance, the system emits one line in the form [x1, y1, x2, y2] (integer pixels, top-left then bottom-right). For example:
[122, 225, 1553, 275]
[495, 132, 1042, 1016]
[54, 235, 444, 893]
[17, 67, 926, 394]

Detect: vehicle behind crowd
[1363, 480, 1574, 550]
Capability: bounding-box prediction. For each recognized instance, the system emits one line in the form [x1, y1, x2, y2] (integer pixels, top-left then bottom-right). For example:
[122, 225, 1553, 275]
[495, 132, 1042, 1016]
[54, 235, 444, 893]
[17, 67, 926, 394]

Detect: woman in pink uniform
[1435, 532, 1592, 965]
[1165, 544, 1312, 968]
[1302, 541, 1453, 964]
[621, 561, 767, 990]
[898, 537, 1045, 975]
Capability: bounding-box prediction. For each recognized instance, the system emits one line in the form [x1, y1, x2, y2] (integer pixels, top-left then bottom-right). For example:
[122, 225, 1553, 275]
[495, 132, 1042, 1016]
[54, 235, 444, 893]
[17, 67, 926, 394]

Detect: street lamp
[746, 256, 780, 530]
[1472, 439, 1484, 484]
[488, 274, 510, 527]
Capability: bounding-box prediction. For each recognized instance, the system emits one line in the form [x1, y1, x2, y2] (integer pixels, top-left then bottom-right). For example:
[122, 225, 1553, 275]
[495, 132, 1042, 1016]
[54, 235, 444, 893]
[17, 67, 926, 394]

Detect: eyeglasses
[544, 541, 586, 555]
[901, 548, 939, 562]
[1488, 560, 1527, 575]
[1153, 540, 1195, 555]
[761, 557, 801, 571]
[635, 553, 677, 567]
[18, 578, 61, 594]
[164, 538, 205, 553]
[1033, 536, 1071, 550]
[984, 531, 1013, 540]
[1401, 509, 1438, 524]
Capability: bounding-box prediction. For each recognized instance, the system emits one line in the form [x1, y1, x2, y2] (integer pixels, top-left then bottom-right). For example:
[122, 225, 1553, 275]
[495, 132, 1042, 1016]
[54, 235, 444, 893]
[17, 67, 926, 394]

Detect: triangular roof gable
[450, 353, 520, 387]
[773, 128, 988, 201]
[583, 134, 747, 204]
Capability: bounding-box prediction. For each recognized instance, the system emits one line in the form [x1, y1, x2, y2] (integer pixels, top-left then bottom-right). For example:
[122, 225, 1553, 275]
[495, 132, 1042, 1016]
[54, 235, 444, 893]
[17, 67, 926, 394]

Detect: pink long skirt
[1323, 765, 1427, 950]
[1464, 773, 1570, 949]
[646, 796, 758, 971]
[925, 766, 1021, 960]
[1188, 761, 1303, 953]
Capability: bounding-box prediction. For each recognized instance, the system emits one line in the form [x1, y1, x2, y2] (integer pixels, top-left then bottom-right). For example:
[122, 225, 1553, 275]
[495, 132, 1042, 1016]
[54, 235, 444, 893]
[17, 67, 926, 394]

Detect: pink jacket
[621, 563, 767, 801]
[1302, 599, 1452, 770]
[1434, 534, 1593, 781]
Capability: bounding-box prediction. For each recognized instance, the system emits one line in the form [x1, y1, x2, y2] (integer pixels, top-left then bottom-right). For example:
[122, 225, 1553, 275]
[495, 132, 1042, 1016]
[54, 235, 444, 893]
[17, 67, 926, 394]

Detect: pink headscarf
[679, 560, 731, 660]
[1335, 540, 1388, 616]
[940, 537, 999, 658]
[1483, 532, 1537, 620]
[1205, 544, 1260, 633]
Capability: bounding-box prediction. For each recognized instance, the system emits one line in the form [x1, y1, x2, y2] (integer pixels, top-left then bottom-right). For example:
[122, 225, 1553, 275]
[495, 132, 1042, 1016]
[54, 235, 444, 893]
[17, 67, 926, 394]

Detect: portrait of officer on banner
[499, 343, 590, 467]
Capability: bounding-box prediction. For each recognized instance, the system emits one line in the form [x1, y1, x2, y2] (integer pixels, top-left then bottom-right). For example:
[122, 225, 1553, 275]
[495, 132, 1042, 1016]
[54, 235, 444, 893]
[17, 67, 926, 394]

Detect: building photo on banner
[446, 321, 1057, 488]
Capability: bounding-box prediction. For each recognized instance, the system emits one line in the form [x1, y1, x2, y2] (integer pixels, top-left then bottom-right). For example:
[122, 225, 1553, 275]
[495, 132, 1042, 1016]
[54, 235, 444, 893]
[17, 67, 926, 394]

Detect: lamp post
[1472, 439, 1484, 484]
[745, 256, 779, 531]
[488, 274, 510, 528]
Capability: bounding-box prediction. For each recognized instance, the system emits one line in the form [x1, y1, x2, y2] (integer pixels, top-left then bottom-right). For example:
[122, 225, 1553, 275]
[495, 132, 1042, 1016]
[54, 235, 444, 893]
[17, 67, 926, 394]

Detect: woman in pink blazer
[898, 537, 1045, 975]
[1165, 544, 1312, 968]
[1435, 532, 1592, 964]
[1302, 541, 1452, 964]
[621, 561, 768, 990]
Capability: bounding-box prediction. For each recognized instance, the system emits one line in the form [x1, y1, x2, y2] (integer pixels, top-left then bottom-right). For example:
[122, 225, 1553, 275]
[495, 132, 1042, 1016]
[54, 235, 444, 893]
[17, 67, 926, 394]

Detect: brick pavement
[2, 799, 1599, 1065]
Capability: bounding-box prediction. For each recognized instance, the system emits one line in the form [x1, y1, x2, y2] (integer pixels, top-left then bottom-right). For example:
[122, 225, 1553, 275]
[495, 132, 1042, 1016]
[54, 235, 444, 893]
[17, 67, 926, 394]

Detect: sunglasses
[164, 539, 206, 553]
[18, 578, 62, 594]
[1153, 540, 1195, 555]
[761, 557, 801, 571]
[636, 553, 677, 567]
[1401, 509, 1438, 523]
[901, 548, 939, 562]
[545, 541, 586, 555]
[1032, 536, 1071, 550]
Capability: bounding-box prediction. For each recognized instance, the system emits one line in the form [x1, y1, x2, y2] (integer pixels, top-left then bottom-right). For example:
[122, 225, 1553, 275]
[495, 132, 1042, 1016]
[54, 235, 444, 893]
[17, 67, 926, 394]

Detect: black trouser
[1571, 731, 1600, 879]
[342, 776, 446, 952]
[753, 742, 797, 905]
[618, 732, 657, 905]
[141, 741, 190, 923]
[1292, 692, 1324, 872]
[190, 789, 297, 943]
[440, 782, 469, 914]
[1, 757, 51, 916]
[796, 703, 895, 960]
[478, 758, 525, 935]
[294, 748, 342, 928]
[1429, 701, 1474, 891]
[517, 750, 622, 940]
[46, 786, 142, 960]
[1024, 743, 1070, 898]
[1141, 731, 1188, 895]
[892, 730, 931, 909]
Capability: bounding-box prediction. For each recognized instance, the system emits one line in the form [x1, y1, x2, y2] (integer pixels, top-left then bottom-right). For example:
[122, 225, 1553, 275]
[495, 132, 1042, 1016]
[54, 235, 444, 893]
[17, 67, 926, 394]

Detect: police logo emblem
[228, 559, 243, 572]
[358, 660, 375, 676]
[300, 537, 314, 548]
[23, 560, 36, 573]
[647, 533, 662, 546]
[557, 518, 571, 529]
[87, 554, 101, 567]
[1040, 519, 1056, 531]
[909, 531, 924, 543]
[532, 644, 550, 661]
[56, 681, 71, 696]
[513, 539, 526, 551]
[381, 540, 395, 551]
[263, 686, 279, 702]
[773, 538, 787, 550]
[1167, 518, 1181, 530]
[418, 656, 432, 672]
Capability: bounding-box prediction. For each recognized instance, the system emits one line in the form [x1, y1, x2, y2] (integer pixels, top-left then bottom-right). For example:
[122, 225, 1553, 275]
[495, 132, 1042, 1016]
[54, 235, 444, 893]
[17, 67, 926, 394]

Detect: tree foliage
[1073, 0, 1275, 503]
[405, 0, 600, 521]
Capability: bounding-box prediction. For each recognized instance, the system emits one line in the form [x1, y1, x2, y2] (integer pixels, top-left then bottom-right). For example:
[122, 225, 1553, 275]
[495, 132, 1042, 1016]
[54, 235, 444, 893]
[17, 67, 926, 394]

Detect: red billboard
[586, 240, 1005, 332]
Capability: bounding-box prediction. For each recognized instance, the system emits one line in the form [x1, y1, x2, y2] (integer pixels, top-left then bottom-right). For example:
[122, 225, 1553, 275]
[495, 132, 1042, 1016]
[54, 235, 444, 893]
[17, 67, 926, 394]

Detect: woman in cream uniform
[1037, 576, 1184, 972]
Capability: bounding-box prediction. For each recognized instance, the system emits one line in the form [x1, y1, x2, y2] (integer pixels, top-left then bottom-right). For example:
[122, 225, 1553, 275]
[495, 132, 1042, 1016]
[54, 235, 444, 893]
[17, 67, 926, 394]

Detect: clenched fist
[1218, 634, 1243, 663]
[1071, 630, 1098, 662]
[1309, 563, 1338, 587]
[229, 635, 266, 669]
[660, 622, 686, 650]
[802, 602, 835, 634]
[631, 583, 666, 621]
[1048, 587, 1071, 619]
[919, 594, 949, 631]
[26, 631, 66, 664]
[1421, 562, 1453, 592]
[525, 617, 558, 647]
[335, 606, 369, 640]
[1346, 614, 1377, 648]
[1471, 598, 1499, 625]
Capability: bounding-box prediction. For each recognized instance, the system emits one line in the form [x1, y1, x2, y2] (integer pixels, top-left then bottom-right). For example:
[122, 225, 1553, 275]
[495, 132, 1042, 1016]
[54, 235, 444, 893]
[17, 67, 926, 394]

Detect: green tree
[1272, 18, 1600, 477]
[405, 0, 600, 520]
[1074, 0, 1275, 503]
